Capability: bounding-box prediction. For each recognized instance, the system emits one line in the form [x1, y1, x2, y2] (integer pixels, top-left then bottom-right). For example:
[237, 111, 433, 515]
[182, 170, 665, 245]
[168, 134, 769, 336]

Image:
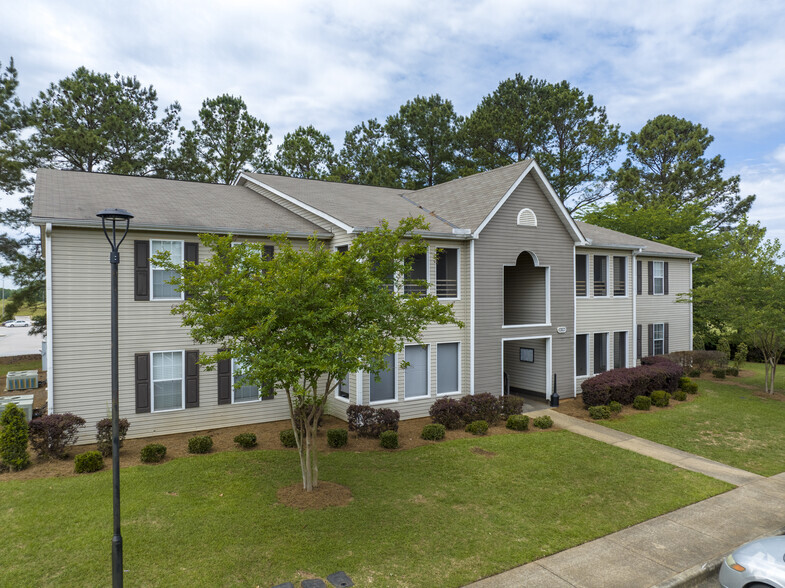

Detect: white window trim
[592, 255, 609, 298]
[614, 331, 629, 369]
[592, 332, 610, 376]
[613, 256, 628, 298]
[653, 261, 665, 296]
[231, 358, 261, 404]
[436, 246, 461, 301]
[335, 374, 351, 403]
[150, 239, 185, 301]
[403, 344, 430, 401]
[369, 352, 398, 405]
[436, 341, 462, 396]
[653, 323, 665, 356]
[575, 333, 589, 378]
[150, 350, 185, 413]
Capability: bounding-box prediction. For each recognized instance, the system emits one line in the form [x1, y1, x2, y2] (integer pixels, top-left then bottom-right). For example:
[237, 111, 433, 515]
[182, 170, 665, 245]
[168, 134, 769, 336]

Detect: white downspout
[45, 223, 53, 414]
[632, 248, 642, 366]
[470, 239, 475, 395]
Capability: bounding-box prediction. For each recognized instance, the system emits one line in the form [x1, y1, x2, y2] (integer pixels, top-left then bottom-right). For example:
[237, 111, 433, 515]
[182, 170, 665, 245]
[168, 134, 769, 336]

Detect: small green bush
[279, 429, 297, 448]
[465, 420, 489, 435]
[506, 414, 529, 431]
[679, 377, 699, 394]
[651, 390, 671, 407]
[420, 423, 446, 441]
[588, 405, 612, 420]
[532, 415, 553, 429]
[712, 368, 726, 379]
[140, 443, 166, 463]
[673, 389, 687, 401]
[233, 433, 257, 449]
[726, 367, 739, 377]
[74, 451, 104, 473]
[327, 428, 348, 448]
[633, 395, 651, 410]
[380, 430, 399, 449]
[608, 401, 622, 414]
[0, 403, 30, 472]
[688, 368, 701, 378]
[187, 435, 213, 454]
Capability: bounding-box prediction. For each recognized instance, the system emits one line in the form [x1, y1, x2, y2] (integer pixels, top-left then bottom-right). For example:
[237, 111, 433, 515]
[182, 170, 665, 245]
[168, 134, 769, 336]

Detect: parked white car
[4, 319, 31, 328]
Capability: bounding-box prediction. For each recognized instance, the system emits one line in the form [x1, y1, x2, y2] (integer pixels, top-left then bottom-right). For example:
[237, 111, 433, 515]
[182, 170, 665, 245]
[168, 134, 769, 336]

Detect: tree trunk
[770, 359, 777, 394]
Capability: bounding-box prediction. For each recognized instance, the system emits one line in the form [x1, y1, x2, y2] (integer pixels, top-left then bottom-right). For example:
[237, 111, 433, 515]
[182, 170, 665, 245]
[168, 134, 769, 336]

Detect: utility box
[0, 394, 35, 421]
[6, 370, 39, 391]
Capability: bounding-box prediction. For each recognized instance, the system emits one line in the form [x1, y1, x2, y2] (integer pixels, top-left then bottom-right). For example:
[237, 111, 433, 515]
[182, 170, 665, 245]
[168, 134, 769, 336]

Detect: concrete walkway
[466, 410, 785, 588]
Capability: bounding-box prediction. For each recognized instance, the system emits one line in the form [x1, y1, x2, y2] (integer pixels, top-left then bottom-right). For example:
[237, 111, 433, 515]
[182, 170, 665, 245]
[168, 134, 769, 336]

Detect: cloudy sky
[3, 0, 785, 249]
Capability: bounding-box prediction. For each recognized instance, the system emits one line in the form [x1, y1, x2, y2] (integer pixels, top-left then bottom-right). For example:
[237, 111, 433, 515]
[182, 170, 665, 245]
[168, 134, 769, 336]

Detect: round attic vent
[517, 208, 537, 227]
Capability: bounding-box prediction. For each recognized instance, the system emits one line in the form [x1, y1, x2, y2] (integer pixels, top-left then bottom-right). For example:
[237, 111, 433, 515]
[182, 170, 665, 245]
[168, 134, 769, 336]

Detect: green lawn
[0, 431, 728, 587]
[0, 358, 41, 380]
[601, 362, 785, 476]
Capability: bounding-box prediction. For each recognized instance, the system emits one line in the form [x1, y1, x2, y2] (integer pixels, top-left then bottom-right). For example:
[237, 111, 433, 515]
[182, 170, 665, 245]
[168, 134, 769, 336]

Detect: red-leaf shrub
[428, 397, 468, 429]
[500, 395, 525, 419]
[581, 358, 683, 407]
[95, 418, 130, 457]
[346, 404, 400, 437]
[460, 393, 503, 425]
[28, 413, 86, 459]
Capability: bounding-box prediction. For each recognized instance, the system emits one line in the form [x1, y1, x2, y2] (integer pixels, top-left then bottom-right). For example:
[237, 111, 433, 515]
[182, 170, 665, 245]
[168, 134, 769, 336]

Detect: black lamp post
[97, 208, 133, 588]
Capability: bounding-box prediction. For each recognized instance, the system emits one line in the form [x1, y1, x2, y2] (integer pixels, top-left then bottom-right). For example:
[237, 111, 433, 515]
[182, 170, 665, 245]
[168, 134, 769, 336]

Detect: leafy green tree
[0, 58, 28, 194]
[333, 118, 401, 187]
[153, 217, 461, 491]
[385, 94, 463, 188]
[27, 66, 180, 175]
[0, 402, 30, 471]
[275, 125, 336, 180]
[168, 94, 273, 184]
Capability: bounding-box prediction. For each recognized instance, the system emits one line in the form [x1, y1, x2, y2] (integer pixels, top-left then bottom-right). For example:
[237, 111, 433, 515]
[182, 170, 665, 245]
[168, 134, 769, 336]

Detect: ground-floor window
[337, 376, 350, 400]
[404, 344, 429, 399]
[436, 342, 460, 394]
[152, 350, 184, 411]
[232, 359, 259, 403]
[653, 323, 665, 355]
[613, 331, 627, 369]
[576, 334, 588, 376]
[370, 353, 396, 403]
[593, 333, 608, 374]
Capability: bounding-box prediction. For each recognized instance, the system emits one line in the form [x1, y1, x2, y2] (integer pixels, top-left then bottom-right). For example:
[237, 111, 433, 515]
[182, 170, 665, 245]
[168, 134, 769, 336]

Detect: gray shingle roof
[576, 221, 697, 257]
[31, 169, 328, 236]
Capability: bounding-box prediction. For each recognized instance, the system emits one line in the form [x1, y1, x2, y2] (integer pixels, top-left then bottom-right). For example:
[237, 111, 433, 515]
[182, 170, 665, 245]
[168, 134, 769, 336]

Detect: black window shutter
[217, 349, 231, 405]
[637, 324, 642, 359]
[648, 324, 654, 357]
[183, 242, 199, 300]
[648, 261, 654, 295]
[185, 350, 199, 408]
[263, 245, 274, 260]
[637, 260, 642, 295]
[134, 241, 150, 301]
[663, 262, 669, 295]
[134, 353, 151, 413]
[664, 323, 670, 354]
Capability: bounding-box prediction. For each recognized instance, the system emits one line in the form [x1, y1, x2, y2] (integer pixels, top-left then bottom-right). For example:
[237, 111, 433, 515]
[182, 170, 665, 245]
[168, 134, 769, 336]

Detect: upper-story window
[613, 256, 627, 296]
[652, 261, 665, 295]
[151, 240, 183, 300]
[436, 248, 458, 299]
[404, 252, 428, 296]
[593, 255, 607, 297]
[575, 254, 587, 297]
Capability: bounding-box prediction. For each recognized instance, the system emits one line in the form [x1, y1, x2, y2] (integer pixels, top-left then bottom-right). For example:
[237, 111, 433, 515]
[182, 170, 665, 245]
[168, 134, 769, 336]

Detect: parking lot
[0, 322, 44, 357]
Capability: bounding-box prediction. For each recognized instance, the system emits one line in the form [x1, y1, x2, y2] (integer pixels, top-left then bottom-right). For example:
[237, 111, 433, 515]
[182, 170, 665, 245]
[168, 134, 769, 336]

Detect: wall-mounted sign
[519, 347, 534, 362]
[556, 326, 567, 334]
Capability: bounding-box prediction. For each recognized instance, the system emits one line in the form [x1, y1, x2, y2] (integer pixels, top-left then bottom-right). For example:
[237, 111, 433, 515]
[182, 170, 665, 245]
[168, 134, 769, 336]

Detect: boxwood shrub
[726, 367, 739, 377]
[233, 433, 257, 449]
[187, 435, 213, 454]
[588, 405, 612, 420]
[673, 389, 687, 401]
[688, 368, 702, 378]
[380, 430, 399, 449]
[651, 390, 671, 407]
[95, 418, 130, 457]
[279, 429, 297, 448]
[347, 404, 400, 437]
[532, 415, 553, 429]
[712, 368, 726, 379]
[420, 423, 446, 441]
[74, 450, 104, 474]
[581, 357, 683, 407]
[608, 401, 622, 414]
[140, 443, 167, 463]
[506, 414, 529, 431]
[327, 428, 348, 448]
[633, 395, 651, 410]
[465, 420, 489, 435]
[428, 398, 467, 430]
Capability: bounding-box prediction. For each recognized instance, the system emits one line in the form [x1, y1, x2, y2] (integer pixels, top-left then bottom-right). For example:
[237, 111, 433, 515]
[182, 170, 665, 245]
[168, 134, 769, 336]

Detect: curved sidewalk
[466, 410, 784, 588]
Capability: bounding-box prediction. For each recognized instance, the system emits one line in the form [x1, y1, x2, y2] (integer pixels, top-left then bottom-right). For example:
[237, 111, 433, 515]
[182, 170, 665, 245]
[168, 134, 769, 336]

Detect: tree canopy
[275, 125, 336, 180]
[0, 58, 28, 195]
[333, 118, 401, 187]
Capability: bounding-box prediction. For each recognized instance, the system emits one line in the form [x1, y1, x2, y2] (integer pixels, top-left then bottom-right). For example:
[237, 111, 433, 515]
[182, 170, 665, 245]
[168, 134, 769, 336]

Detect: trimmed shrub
[421, 423, 446, 441]
[651, 390, 671, 407]
[28, 413, 86, 459]
[726, 367, 739, 377]
[679, 377, 699, 394]
[95, 418, 130, 457]
[279, 429, 297, 448]
[588, 405, 612, 420]
[74, 451, 103, 473]
[668, 350, 727, 371]
[187, 435, 213, 454]
[461, 393, 503, 425]
[582, 358, 683, 407]
[327, 428, 348, 448]
[688, 368, 701, 378]
[380, 430, 399, 449]
[712, 368, 726, 379]
[140, 443, 166, 463]
[609, 401, 622, 414]
[428, 398, 467, 430]
[347, 404, 400, 437]
[633, 395, 651, 410]
[673, 389, 687, 401]
[465, 420, 489, 435]
[506, 414, 529, 431]
[0, 403, 30, 471]
[233, 433, 257, 449]
[500, 395, 525, 419]
[532, 415, 553, 429]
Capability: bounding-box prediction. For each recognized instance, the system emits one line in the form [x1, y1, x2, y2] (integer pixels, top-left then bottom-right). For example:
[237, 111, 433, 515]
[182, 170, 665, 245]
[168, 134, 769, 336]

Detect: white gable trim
[473, 161, 587, 244]
[237, 173, 354, 233]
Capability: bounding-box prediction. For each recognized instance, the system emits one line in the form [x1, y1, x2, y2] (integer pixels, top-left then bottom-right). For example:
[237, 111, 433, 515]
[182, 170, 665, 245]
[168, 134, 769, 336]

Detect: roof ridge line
[397, 193, 462, 230]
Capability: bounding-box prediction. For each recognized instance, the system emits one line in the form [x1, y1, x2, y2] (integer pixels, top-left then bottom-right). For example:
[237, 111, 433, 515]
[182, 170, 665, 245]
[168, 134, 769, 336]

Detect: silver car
[719, 535, 785, 588]
[4, 319, 30, 328]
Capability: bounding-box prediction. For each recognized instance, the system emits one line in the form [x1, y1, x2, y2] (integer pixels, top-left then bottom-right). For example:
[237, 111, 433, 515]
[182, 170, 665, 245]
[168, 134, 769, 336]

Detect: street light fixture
[97, 208, 133, 588]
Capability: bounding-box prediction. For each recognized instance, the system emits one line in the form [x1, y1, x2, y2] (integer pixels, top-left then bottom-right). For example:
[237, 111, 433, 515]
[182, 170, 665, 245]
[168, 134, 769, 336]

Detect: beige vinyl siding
[504, 339, 547, 394]
[474, 174, 576, 398]
[637, 256, 692, 355]
[50, 227, 312, 443]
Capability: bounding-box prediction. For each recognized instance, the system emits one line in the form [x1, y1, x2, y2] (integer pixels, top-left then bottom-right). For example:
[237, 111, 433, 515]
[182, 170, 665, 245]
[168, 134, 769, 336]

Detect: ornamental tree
[154, 217, 462, 491]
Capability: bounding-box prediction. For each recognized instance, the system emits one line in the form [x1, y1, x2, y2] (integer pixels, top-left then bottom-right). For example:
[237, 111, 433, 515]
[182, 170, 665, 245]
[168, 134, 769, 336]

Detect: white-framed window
[151, 350, 184, 412]
[151, 240, 184, 300]
[436, 342, 460, 395]
[613, 331, 628, 369]
[369, 353, 396, 403]
[653, 261, 665, 295]
[336, 375, 350, 401]
[653, 323, 665, 355]
[576, 334, 589, 377]
[231, 359, 260, 404]
[593, 255, 608, 297]
[404, 251, 428, 296]
[613, 256, 627, 297]
[436, 248, 459, 299]
[593, 332, 609, 374]
[404, 344, 429, 399]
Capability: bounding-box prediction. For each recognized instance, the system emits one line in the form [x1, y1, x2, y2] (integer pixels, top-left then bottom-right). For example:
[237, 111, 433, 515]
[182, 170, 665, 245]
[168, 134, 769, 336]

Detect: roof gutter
[349, 227, 475, 240]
